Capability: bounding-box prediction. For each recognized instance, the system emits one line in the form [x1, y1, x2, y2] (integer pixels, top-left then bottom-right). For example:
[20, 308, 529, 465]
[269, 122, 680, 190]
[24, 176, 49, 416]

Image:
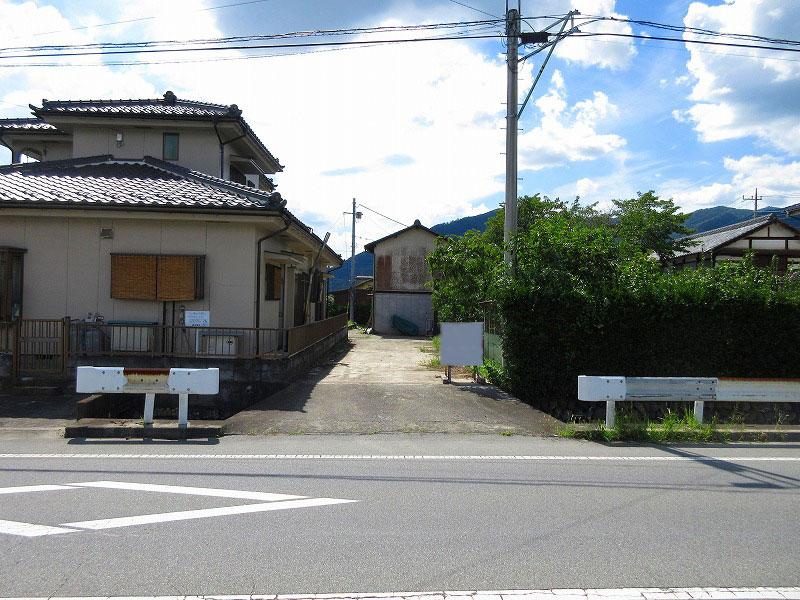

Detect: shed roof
[364, 219, 440, 253]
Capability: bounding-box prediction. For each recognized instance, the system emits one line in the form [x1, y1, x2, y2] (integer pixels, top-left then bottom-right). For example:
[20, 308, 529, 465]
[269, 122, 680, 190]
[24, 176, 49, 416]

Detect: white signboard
[184, 310, 210, 327]
[440, 321, 484, 366]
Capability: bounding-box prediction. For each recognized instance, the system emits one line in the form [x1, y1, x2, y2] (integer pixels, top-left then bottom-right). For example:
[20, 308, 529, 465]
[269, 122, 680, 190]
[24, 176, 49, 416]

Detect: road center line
[62, 497, 357, 531]
[1, 588, 799, 599]
[0, 453, 798, 462]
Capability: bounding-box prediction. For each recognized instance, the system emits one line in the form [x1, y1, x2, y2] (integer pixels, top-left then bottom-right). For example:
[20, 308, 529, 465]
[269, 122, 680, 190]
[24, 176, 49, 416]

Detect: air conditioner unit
[200, 334, 239, 357]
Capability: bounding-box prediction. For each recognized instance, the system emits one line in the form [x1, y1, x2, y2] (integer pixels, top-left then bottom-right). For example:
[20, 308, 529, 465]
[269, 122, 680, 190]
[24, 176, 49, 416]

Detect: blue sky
[1, 0, 799, 256]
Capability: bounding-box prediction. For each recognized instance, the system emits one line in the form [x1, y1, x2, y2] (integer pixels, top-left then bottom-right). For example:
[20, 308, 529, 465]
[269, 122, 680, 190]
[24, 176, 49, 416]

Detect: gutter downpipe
[213, 118, 247, 179]
[255, 216, 291, 353]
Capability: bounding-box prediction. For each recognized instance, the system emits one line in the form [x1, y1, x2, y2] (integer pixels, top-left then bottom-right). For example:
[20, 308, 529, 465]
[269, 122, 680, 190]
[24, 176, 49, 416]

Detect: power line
[578, 14, 800, 48]
[0, 33, 507, 61]
[0, 25, 503, 69]
[14, 0, 275, 39]
[446, 0, 500, 19]
[574, 31, 800, 54]
[358, 203, 408, 228]
[0, 19, 502, 53]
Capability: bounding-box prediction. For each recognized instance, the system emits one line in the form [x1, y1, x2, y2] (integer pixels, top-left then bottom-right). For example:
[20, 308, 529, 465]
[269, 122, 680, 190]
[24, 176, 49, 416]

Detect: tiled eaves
[0, 156, 284, 213]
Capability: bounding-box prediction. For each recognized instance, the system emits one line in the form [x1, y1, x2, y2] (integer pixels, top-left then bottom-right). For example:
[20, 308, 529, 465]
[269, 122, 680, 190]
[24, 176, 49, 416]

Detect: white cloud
[679, 0, 800, 153]
[661, 154, 800, 212]
[518, 70, 626, 170]
[553, 0, 637, 70]
[0, 0, 632, 255]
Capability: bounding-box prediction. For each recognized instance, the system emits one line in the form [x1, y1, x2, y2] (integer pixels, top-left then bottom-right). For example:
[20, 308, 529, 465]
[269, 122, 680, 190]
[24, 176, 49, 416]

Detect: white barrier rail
[76, 367, 219, 428]
[578, 376, 800, 428]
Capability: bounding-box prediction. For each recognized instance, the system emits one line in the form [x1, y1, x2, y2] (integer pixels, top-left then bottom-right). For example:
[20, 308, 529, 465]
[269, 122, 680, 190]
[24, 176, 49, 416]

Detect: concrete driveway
[224, 331, 561, 435]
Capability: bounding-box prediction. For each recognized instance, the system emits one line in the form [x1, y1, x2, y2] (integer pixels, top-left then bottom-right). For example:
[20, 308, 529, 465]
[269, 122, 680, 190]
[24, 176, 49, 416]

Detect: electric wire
[358, 203, 408, 228]
[0, 19, 504, 54]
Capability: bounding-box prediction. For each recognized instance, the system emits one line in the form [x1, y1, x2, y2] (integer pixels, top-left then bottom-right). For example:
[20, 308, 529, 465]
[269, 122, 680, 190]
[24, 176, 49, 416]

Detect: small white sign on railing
[184, 310, 210, 327]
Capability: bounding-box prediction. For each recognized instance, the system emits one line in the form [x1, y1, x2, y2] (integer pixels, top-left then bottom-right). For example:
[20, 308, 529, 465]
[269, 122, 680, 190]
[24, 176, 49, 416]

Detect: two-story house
[0, 92, 341, 366]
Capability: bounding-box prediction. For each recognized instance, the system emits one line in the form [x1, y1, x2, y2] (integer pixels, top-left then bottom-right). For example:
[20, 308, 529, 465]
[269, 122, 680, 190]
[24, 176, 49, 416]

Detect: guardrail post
[694, 400, 704, 424]
[144, 393, 155, 426]
[178, 393, 188, 428]
[605, 400, 616, 429]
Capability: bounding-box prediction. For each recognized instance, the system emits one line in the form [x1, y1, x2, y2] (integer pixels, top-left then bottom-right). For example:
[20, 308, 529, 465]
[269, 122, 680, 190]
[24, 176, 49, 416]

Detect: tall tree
[612, 191, 692, 263]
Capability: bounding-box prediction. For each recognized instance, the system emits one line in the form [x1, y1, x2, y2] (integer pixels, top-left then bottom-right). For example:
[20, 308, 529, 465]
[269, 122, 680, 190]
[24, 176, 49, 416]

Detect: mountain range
[327, 205, 774, 292]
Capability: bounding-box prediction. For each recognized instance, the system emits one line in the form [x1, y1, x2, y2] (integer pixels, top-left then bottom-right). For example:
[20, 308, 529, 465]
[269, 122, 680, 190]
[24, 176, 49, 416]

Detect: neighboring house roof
[28, 91, 282, 171]
[0, 154, 286, 212]
[674, 213, 800, 258]
[0, 154, 341, 266]
[364, 219, 441, 253]
[0, 118, 65, 134]
[783, 202, 800, 216]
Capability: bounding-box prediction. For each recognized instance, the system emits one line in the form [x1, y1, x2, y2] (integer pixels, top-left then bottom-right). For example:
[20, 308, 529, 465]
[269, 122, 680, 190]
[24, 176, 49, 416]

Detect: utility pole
[503, 6, 520, 266]
[345, 198, 362, 322]
[744, 188, 759, 219]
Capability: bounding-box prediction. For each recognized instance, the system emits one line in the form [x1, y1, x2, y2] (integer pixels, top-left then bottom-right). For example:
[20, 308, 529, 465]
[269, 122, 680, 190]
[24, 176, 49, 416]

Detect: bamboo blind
[111, 254, 203, 301]
[157, 255, 196, 300]
[111, 255, 157, 300]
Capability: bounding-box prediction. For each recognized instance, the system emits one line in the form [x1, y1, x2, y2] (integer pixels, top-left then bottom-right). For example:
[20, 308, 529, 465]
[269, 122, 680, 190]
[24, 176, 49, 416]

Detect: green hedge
[499, 233, 800, 421]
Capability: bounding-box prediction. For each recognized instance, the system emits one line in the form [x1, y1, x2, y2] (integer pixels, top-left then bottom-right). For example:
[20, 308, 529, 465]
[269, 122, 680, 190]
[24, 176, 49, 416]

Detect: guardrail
[76, 366, 219, 428]
[578, 376, 800, 428]
[287, 313, 348, 355]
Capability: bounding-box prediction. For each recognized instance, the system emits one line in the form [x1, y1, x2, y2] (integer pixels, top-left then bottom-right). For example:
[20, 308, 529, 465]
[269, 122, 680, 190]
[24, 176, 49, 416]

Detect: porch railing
[287, 313, 348, 355]
[1, 314, 349, 372]
[68, 322, 285, 359]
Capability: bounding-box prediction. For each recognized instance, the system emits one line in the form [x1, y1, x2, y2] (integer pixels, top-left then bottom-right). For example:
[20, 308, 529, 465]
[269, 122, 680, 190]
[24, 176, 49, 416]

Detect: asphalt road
[1, 434, 799, 597]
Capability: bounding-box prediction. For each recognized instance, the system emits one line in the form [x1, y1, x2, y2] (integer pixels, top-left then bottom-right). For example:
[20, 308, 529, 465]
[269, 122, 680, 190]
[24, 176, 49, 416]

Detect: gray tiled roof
[35, 97, 234, 119]
[0, 118, 63, 133]
[0, 155, 285, 213]
[30, 92, 281, 170]
[675, 215, 777, 257]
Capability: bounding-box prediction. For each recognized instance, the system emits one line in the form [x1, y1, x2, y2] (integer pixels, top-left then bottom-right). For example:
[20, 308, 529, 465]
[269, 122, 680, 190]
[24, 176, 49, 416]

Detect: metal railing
[69, 322, 285, 359]
[578, 375, 800, 427]
[287, 313, 348, 355]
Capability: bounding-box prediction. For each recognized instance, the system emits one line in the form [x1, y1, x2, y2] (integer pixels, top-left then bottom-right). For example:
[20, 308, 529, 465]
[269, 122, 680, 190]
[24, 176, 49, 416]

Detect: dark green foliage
[428, 189, 800, 422]
[611, 190, 692, 262]
[502, 254, 800, 420]
[427, 230, 502, 321]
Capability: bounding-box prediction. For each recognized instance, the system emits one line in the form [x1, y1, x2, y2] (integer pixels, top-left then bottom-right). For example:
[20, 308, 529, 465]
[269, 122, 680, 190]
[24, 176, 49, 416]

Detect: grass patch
[419, 335, 442, 369]
[420, 356, 442, 369]
[562, 408, 719, 443]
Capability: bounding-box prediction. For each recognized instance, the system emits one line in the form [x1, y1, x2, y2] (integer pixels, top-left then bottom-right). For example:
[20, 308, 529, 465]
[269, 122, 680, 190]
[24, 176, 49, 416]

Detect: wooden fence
[287, 313, 348, 355]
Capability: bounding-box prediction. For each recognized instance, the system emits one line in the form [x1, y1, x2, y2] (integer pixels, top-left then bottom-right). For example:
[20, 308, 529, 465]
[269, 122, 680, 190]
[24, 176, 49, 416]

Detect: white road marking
[0, 484, 78, 495]
[71, 480, 305, 502]
[0, 519, 78, 537]
[0, 453, 799, 462]
[0, 480, 357, 538]
[62, 497, 357, 530]
[1, 588, 799, 599]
